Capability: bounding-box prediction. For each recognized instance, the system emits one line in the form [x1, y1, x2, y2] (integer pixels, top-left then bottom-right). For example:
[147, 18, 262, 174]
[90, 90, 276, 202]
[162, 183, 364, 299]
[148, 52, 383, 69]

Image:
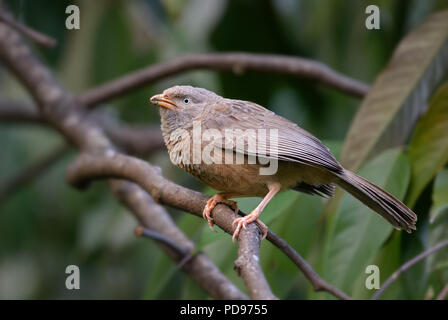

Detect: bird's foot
[232, 213, 268, 242]
[203, 194, 238, 232]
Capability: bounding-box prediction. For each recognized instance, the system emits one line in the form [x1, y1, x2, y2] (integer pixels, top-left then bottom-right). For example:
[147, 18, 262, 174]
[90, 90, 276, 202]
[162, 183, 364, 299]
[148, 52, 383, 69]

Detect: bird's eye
[183, 98, 190, 104]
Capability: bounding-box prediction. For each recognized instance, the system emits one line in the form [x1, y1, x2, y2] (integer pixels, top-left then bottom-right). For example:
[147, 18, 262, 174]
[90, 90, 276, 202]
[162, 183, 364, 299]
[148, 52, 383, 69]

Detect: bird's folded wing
[200, 100, 342, 173]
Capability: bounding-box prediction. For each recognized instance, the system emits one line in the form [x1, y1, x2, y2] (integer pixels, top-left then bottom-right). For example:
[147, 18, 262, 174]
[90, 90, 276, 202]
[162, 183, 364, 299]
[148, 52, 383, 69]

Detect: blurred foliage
[340, 10, 448, 172]
[1, 0, 448, 299]
[407, 82, 448, 207]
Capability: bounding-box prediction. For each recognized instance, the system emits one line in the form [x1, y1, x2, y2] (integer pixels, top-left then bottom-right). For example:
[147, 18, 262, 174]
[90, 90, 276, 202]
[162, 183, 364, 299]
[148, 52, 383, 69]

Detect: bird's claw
[231, 215, 268, 242]
[203, 201, 217, 232]
[202, 195, 238, 233]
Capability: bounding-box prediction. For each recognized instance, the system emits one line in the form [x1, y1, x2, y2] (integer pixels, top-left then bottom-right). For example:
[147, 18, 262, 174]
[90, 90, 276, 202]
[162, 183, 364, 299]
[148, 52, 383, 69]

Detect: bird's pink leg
[232, 183, 281, 242]
[203, 193, 240, 231]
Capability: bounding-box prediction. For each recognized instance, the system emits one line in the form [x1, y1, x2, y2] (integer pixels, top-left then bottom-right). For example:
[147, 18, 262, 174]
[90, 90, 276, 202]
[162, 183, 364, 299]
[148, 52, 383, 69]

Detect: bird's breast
[163, 133, 269, 196]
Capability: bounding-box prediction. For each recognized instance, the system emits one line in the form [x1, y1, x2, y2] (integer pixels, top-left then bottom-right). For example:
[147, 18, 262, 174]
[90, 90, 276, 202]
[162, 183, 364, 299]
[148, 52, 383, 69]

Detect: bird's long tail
[335, 169, 417, 232]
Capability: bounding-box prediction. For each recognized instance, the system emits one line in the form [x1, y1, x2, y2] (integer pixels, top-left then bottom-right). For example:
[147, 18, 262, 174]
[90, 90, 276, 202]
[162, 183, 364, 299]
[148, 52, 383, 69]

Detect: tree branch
[235, 222, 278, 299]
[372, 239, 448, 300]
[66, 152, 350, 300]
[0, 99, 42, 124]
[0, 101, 164, 203]
[78, 52, 370, 108]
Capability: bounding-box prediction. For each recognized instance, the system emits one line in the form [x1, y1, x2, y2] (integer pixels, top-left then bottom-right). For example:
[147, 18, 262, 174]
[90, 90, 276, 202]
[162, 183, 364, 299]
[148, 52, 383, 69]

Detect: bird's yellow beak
[150, 94, 178, 110]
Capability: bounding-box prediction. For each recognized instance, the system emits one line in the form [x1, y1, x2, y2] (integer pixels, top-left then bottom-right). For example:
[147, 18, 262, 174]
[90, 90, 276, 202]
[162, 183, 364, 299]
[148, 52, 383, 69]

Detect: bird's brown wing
[200, 99, 342, 173]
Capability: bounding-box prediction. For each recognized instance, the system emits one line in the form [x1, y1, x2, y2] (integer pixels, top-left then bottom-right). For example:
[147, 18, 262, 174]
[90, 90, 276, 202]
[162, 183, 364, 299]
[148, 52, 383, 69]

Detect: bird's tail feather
[335, 169, 417, 232]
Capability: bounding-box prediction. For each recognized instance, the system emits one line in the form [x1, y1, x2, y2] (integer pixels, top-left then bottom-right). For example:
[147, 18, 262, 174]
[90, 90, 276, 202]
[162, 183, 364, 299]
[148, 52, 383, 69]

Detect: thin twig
[135, 226, 191, 258]
[0, 6, 56, 48]
[78, 53, 370, 108]
[372, 239, 448, 300]
[135, 226, 194, 267]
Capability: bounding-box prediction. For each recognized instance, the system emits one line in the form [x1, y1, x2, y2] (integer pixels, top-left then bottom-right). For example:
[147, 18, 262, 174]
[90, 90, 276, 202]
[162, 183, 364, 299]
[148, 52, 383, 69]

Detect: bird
[150, 85, 417, 241]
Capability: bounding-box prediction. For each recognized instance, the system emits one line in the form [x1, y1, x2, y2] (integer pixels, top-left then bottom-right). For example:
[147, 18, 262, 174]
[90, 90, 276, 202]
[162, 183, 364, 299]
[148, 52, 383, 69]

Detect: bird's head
[150, 85, 220, 127]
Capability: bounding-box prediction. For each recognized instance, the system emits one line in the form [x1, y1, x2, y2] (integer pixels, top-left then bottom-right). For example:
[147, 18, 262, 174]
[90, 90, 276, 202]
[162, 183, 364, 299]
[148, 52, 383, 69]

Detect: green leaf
[430, 169, 448, 223]
[407, 83, 448, 207]
[320, 149, 411, 297]
[341, 10, 448, 172]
